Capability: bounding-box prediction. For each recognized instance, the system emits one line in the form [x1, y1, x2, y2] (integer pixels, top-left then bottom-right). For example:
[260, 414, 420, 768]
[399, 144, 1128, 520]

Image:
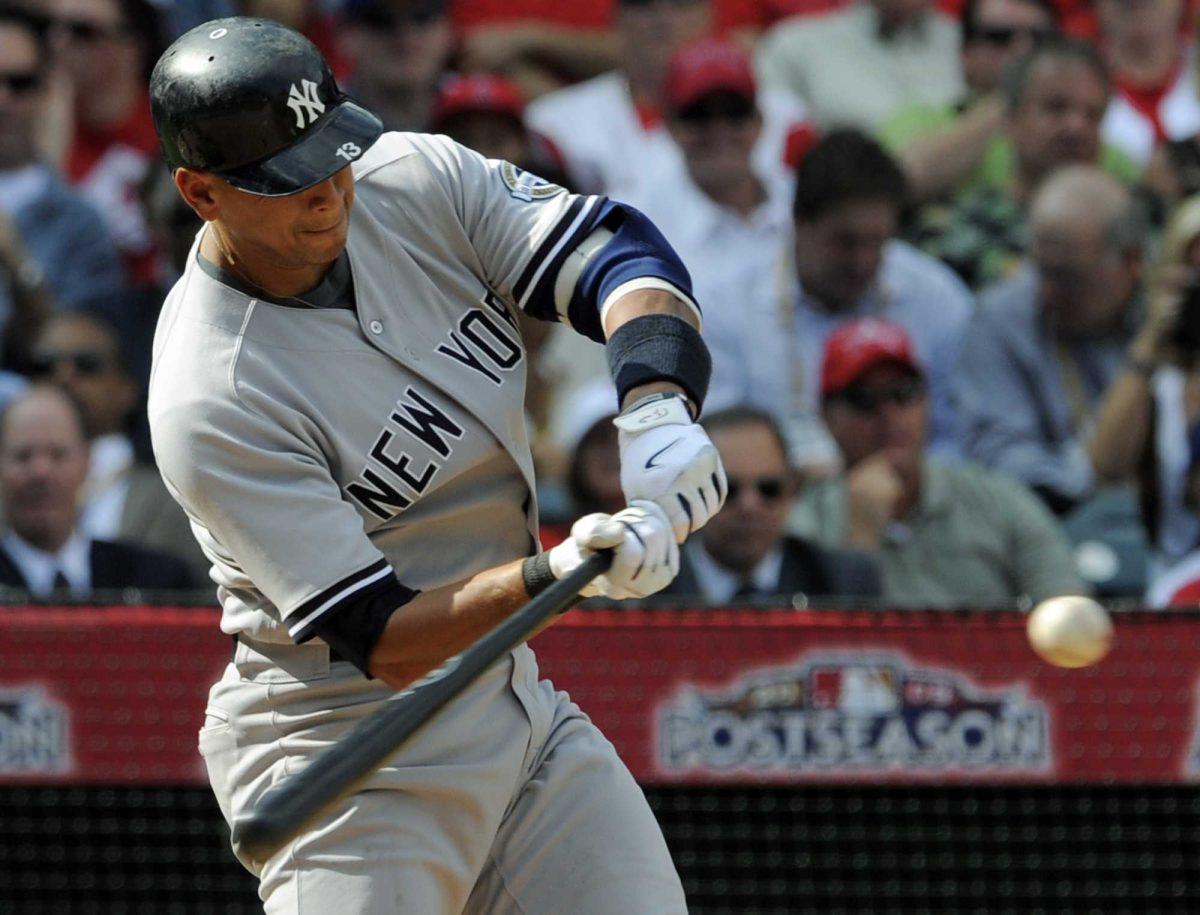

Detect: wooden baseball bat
[232, 550, 612, 864]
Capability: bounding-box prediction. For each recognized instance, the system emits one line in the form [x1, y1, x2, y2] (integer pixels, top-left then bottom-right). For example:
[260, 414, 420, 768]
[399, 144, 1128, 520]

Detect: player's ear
[174, 168, 221, 221]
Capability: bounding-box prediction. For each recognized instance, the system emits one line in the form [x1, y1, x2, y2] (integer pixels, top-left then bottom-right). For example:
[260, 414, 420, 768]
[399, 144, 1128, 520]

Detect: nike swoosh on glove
[614, 394, 728, 543]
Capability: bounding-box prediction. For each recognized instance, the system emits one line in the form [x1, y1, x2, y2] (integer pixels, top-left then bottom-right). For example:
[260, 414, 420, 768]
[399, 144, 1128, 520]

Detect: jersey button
[369, 320, 383, 334]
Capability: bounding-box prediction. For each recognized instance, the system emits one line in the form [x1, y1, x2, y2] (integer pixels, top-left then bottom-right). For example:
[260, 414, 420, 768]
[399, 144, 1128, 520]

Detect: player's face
[794, 198, 897, 310]
[1010, 59, 1107, 183]
[0, 391, 90, 551]
[700, 421, 794, 576]
[822, 363, 927, 476]
[0, 23, 43, 170]
[200, 167, 357, 289]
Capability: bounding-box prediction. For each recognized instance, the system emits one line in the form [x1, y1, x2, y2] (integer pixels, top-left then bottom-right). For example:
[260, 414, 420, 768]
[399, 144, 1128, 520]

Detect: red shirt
[66, 93, 158, 187]
[1114, 56, 1187, 145]
[67, 93, 161, 287]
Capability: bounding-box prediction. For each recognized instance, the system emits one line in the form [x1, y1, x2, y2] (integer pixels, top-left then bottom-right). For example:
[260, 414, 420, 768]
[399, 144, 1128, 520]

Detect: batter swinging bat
[232, 550, 614, 864]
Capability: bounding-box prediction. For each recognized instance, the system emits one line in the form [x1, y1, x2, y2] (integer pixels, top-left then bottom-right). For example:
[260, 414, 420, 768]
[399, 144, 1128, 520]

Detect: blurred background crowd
[5, 0, 1200, 611]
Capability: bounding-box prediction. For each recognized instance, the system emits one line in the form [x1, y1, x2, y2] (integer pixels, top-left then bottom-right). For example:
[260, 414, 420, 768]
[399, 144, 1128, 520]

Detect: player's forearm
[603, 288, 703, 412]
[367, 559, 554, 689]
[603, 287, 699, 337]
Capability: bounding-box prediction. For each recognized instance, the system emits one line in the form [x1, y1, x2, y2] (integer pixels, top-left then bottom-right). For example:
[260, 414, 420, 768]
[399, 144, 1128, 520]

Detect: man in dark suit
[0, 383, 196, 596]
[660, 405, 881, 604]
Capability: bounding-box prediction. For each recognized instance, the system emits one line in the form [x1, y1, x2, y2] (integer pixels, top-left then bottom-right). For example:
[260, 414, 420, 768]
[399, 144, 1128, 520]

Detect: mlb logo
[810, 665, 898, 713]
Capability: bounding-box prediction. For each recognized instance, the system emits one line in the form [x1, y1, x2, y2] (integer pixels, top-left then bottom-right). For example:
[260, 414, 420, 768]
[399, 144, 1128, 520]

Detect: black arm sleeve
[306, 574, 420, 676]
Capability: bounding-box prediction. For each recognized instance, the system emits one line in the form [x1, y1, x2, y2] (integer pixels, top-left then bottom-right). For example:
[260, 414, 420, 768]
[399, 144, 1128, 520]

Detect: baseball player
[147, 17, 726, 915]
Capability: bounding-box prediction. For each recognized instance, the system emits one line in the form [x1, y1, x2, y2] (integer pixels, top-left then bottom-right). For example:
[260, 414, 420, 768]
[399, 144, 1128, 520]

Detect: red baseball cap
[820, 318, 922, 398]
[664, 38, 757, 113]
[429, 74, 525, 131]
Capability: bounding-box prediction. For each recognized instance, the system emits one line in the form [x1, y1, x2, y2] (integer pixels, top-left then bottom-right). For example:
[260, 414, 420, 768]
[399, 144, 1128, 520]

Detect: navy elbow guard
[606, 313, 711, 411]
[567, 202, 697, 342]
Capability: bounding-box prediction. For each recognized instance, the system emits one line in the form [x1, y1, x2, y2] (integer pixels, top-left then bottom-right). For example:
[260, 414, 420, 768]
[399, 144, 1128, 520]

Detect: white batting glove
[548, 500, 680, 599]
[614, 393, 728, 543]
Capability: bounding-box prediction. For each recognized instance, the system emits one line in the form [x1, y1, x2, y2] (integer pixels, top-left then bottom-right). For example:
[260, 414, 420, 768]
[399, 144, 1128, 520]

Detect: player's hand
[548, 500, 679, 599]
[614, 393, 727, 543]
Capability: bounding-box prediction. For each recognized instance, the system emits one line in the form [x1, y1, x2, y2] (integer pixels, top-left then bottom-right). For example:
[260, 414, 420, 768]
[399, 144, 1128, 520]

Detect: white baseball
[1026, 595, 1114, 668]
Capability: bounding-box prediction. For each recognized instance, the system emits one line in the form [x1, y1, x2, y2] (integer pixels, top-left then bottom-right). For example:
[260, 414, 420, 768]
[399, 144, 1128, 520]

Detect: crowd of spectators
[7, 0, 1200, 610]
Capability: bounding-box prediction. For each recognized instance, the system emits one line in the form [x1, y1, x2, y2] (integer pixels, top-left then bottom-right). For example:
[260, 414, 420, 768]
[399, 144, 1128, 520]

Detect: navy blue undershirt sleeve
[288, 559, 419, 676]
[567, 202, 696, 341]
[516, 199, 696, 343]
[309, 577, 417, 676]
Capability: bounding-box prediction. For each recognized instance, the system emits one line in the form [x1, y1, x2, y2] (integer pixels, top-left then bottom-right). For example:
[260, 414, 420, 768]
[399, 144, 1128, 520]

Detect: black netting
[2, 785, 1198, 914]
[649, 786, 1200, 915]
[0, 787, 258, 915]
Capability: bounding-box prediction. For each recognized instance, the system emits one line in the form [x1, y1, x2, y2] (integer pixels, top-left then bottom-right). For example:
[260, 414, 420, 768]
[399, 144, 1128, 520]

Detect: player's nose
[302, 175, 346, 210]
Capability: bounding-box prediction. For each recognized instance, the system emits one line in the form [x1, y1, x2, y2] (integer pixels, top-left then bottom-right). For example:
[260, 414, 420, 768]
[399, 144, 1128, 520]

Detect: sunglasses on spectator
[835, 378, 926, 413]
[57, 18, 128, 42]
[726, 476, 788, 503]
[0, 71, 40, 95]
[971, 25, 1053, 47]
[31, 350, 114, 377]
[676, 94, 756, 125]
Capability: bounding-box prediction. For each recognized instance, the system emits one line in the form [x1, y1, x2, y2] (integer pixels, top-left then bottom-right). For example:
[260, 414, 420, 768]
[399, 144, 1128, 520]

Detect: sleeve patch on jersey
[499, 161, 564, 202]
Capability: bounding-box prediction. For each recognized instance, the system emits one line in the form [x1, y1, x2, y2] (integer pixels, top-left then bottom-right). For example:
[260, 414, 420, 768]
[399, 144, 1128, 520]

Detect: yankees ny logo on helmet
[151, 17, 383, 196]
[288, 79, 325, 128]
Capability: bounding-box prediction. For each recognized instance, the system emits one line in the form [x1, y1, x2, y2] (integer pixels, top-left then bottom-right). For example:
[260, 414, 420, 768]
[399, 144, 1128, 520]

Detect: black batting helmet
[150, 17, 382, 197]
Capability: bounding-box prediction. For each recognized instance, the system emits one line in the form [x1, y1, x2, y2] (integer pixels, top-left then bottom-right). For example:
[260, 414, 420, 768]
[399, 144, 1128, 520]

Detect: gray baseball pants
[199, 639, 688, 913]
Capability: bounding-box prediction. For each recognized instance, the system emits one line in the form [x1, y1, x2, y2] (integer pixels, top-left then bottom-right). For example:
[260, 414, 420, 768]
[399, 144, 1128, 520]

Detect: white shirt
[756, 4, 963, 132]
[685, 538, 784, 605]
[623, 165, 794, 318]
[1101, 47, 1200, 168]
[3, 529, 92, 597]
[525, 71, 805, 202]
[79, 433, 135, 541]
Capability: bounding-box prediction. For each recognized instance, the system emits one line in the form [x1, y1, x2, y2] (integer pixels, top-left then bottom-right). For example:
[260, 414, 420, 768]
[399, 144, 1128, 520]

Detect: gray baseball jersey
[151, 132, 601, 643]
[150, 133, 688, 913]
